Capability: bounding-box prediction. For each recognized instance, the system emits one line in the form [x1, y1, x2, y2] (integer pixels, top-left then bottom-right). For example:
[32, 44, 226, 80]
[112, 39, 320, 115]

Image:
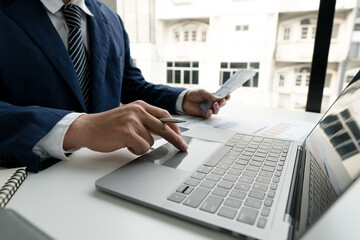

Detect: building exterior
[115, 0, 360, 112]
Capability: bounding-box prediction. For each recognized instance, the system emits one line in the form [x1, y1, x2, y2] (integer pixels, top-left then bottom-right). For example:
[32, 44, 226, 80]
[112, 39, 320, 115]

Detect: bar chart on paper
[253, 118, 316, 140]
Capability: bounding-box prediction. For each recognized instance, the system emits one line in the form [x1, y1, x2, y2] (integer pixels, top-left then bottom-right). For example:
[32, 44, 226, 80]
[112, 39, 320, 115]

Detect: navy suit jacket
[0, 0, 184, 172]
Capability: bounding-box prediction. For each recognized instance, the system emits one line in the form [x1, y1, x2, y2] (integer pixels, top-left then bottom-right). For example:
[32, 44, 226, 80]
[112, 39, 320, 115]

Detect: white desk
[6, 103, 360, 239]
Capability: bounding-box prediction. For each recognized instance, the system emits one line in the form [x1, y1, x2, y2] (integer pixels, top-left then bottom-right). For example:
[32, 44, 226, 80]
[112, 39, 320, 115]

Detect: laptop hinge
[284, 145, 304, 237]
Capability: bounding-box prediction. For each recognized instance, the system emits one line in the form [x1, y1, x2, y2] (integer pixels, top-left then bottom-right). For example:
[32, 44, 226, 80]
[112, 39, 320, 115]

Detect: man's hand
[63, 100, 188, 155]
[182, 89, 230, 119]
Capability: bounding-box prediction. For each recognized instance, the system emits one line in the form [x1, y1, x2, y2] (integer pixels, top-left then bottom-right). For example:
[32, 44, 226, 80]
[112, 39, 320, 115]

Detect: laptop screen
[295, 76, 360, 238]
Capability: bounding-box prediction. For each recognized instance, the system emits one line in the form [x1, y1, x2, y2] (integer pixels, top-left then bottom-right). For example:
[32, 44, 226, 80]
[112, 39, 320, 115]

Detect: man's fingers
[126, 131, 152, 155]
[137, 101, 182, 136]
[144, 117, 188, 151]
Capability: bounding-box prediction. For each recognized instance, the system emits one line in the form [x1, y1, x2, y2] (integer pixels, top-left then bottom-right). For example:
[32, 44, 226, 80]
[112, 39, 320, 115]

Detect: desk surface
[6, 103, 360, 239]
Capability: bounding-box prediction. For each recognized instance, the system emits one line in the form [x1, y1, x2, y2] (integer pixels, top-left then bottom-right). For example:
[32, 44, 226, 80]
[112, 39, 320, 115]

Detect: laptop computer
[95, 76, 360, 240]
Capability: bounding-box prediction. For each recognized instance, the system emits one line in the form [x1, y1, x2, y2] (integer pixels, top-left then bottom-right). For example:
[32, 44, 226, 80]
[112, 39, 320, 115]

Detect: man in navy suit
[0, 0, 228, 172]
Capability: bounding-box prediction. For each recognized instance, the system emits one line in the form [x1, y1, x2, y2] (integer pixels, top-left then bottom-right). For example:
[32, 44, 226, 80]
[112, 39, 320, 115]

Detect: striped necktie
[62, 4, 91, 111]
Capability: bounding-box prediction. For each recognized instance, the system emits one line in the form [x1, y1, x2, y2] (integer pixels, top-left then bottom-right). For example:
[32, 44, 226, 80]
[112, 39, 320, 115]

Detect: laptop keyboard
[167, 133, 290, 228]
[306, 155, 337, 227]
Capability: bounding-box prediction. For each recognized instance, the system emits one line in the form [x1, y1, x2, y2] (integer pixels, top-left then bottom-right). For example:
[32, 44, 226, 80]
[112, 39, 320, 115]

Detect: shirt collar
[40, 0, 94, 16]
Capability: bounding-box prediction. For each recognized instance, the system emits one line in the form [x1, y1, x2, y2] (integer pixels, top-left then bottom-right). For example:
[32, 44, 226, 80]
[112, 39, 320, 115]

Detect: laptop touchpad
[146, 136, 222, 173]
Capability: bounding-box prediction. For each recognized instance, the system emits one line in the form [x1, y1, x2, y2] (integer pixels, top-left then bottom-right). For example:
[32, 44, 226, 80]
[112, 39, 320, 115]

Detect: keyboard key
[217, 163, 231, 170]
[264, 198, 273, 207]
[218, 180, 234, 189]
[267, 190, 276, 198]
[243, 170, 257, 178]
[246, 165, 260, 172]
[222, 159, 235, 165]
[252, 182, 268, 192]
[206, 174, 222, 182]
[256, 176, 271, 185]
[252, 156, 265, 162]
[257, 148, 268, 154]
[212, 168, 226, 176]
[228, 169, 242, 176]
[273, 177, 280, 183]
[218, 206, 237, 219]
[237, 207, 258, 225]
[270, 183, 278, 190]
[261, 207, 270, 217]
[223, 174, 238, 182]
[259, 171, 273, 178]
[167, 192, 186, 203]
[224, 197, 242, 209]
[257, 217, 267, 228]
[266, 156, 278, 162]
[255, 152, 267, 158]
[212, 187, 229, 197]
[236, 159, 249, 165]
[264, 161, 276, 167]
[192, 172, 206, 180]
[239, 176, 254, 184]
[229, 189, 246, 200]
[270, 149, 281, 154]
[249, 190, 266, 200]
[200, 194, 223, 213]
[204, 146, 232, 167]
[244, 197, 262, 209]
[262, 166, 275, 172]
[183, 186, 194, 194]
[184, 178, 200, 187]
[234, 182, 251, 191]
[198, 166, 213, 174]
[176, 185, 187, 193]
[232, 164, 245, 170]
[249, 161, 262, 167]
[239, 155, 251, 160]
[183, 187, 210, 208]
[200, 180, 216, 189]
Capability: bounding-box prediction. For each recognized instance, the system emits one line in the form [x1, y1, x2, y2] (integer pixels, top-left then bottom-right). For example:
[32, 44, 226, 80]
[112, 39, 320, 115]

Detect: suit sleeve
[0, 101, 72, 172]
[117, 17, 186, 114]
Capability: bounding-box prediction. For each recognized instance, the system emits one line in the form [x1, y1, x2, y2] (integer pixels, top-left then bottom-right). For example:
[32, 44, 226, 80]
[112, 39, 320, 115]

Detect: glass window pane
[222, 71, 231, 84]
[202, 31, 207, 42]
[324, 74, 331, 88]
[301, 27, 308, 39]
[253, 74, 259, 87]
[230, 62, 247, 69]
[184, 70, 190, 84]
[192, 31, 197, 41]
[250, 62, 259, 69]
[221, 62, 228, 68]
[296, 75, 302, 86]
[167, 70, 173, 83]
[192, 71, 199, 84]
[175, 70, 181, 83]
[192, 62, 199, 68]
[175, 62, 191, 67]
[167, 62, 173, 67]
[184, 31, 189, 41]
[354, 23, 360, 31]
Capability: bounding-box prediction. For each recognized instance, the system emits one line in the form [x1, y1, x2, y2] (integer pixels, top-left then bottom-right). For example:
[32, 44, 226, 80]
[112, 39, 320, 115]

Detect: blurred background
[101, 0, 360, 113]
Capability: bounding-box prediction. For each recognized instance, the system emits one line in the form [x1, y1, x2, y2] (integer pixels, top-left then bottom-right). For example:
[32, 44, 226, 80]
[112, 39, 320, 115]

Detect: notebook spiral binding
[0, 168, 27, 208]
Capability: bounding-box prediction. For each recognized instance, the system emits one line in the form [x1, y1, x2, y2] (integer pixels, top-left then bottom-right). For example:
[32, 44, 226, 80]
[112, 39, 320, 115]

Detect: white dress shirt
[33, 0, 187, 161]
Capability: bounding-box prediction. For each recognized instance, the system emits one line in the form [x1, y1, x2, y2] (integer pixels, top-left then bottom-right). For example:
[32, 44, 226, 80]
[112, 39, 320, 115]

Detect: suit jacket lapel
[86, 0, 110, 113]
[4, 0, 87, 111]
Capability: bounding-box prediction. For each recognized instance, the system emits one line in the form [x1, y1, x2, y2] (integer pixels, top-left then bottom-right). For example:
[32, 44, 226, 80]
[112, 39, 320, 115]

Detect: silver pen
[158, 118, 186, 123]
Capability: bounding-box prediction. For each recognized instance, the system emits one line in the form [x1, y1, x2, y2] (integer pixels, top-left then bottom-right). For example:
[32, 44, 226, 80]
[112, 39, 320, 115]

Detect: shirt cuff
[175, 89, 189, 115]
[32, 112, 85, 161]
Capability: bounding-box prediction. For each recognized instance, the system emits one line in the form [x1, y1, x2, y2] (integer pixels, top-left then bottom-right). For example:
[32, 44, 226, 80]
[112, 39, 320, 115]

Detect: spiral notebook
[0, 167, 27, 208]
